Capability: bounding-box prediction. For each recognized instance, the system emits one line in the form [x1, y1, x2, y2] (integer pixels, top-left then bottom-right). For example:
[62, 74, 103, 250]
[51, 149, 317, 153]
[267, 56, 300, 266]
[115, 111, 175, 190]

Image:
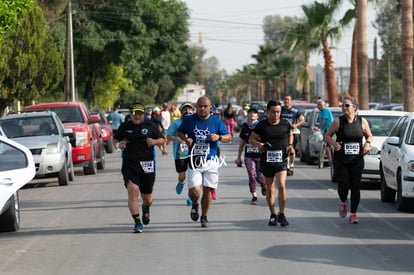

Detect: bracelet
[288, 144, 293, 147]
[366, 140, 371, 144]
[219, 135, 222, 141]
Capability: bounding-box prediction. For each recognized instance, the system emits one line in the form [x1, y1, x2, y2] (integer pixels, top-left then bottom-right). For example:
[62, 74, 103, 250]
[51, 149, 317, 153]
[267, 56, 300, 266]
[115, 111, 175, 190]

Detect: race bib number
[266, 150, 283, 163]
[344, 142, 360, 155]
[179, 143, 189, 154]
[246, 144, 259, 153]
[140, 161, 154, 173]
[193, 143, 210, 155]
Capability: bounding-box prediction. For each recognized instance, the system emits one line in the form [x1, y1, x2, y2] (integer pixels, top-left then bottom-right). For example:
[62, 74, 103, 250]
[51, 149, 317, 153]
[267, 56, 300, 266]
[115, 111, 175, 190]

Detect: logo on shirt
[141, 128, 148, 135]
[193, 125, 210, 143]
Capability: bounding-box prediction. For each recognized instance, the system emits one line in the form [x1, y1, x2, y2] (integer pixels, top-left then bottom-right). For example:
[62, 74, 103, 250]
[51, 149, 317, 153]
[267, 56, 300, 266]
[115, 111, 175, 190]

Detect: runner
[166, 102, 194, 206]
[249, 100, 294, 226]
[177, 96, 231, 227]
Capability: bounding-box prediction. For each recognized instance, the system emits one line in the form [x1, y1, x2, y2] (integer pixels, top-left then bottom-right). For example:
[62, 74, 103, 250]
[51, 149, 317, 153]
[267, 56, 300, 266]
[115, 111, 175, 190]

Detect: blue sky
[182, 0, 380, 73]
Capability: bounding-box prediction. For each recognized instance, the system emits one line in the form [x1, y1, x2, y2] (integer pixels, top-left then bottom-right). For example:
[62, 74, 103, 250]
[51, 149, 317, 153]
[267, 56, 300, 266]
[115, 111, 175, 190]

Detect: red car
[90, 111, 114, 153]
[24, 102, 105, 175]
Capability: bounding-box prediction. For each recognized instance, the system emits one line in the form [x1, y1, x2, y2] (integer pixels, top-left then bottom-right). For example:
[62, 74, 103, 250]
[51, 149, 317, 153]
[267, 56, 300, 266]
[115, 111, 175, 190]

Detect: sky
[181, 0, 380, 74]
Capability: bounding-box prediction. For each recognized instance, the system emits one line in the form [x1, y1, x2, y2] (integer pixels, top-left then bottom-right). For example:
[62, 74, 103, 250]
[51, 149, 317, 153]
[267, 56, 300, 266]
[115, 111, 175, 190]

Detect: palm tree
[297, 1, 343, 106]
[357, 0, 369, 109]
[285, 19, 319, 102]
[401, 0, 413, 111]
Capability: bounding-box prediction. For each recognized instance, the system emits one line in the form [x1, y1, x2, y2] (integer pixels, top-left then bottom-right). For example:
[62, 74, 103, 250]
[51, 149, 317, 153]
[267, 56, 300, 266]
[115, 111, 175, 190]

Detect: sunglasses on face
[342, 104, 354, 108]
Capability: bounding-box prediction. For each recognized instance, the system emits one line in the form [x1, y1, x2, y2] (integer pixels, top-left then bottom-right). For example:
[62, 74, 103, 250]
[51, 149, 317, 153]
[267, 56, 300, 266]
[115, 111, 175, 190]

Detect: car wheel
[58, 159, 69, 186]
[68, 157, 75, 181]
[97, 142, 105, 170]
[83, 145, 97, 175]
[305, 143, 313, 165]
[106, 137, 114, 154]
[396, 170, 414, 211]
[380, 167, 395, 202]
[0, 192, 20, 232]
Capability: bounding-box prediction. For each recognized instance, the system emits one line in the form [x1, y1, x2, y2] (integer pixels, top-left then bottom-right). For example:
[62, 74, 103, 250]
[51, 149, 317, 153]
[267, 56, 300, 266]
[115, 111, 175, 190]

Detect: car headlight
[46, 143, 60, 153]
[75, 132, 89, 146]
[407, 161, 414, 172]
[369, 146, 380, 155]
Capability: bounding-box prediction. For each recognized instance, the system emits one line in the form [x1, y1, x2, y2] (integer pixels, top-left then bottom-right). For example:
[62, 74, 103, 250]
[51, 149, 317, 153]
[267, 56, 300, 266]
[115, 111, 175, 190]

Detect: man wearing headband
[113, 102, 166, 233]
[167, 102, 194, 206]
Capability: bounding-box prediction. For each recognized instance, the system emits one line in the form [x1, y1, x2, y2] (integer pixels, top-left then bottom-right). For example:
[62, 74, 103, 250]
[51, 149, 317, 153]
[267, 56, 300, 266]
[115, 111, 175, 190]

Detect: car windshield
[26, 106, 84, 123]
[0, 116, 58, 138]
[362, 115, 401, 136]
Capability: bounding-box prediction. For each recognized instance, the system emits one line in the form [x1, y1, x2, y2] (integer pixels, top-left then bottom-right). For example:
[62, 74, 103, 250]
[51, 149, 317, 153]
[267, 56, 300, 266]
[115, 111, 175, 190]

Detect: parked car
[0, 134, 36, 232]
[90, 111, 114, 153]
[23, 102, 105, 175]
[357, 110, 405, 182]
[380, 112, 414, 211]
[0, 111, 74, 186]
[298, 107, 342, 164]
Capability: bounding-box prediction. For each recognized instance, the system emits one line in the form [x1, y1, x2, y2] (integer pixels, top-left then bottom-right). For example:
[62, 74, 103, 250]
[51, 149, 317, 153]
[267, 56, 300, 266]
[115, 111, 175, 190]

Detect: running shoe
[349, 214, 359, 224]
[133, 220, 143, 233]
[261, 186, 267, 196]
[277, 212, 290, 227]
[200, 216, 208, 228]
[186, 198, 193, 206]
[190, 204, 199, 221]
[287, 167, 294, 176]
[211, 189, 218, 200]
[251, 196, 258, 205]
[339, 201, 348, 218]
[142, 205, 150, 225]
[176, 182, 185, 195]
[268, 213, 277, 226]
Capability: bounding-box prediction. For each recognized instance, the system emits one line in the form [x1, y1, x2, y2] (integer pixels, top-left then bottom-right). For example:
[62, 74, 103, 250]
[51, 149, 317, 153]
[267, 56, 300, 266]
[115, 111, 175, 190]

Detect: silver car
[299, 107, 342, 165]
[0, 111, 74, 186]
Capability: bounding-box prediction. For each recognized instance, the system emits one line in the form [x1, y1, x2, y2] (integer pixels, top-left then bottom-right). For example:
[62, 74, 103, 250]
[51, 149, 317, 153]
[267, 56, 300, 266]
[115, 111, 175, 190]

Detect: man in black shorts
[113, 102, 166, 233]
[281, 95, 305, 175]
[249, 100, 294, 227]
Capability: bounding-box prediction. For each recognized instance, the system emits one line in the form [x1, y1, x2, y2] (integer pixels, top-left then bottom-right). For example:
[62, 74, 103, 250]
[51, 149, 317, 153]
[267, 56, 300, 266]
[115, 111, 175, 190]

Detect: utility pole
[65, 0, 75, 102]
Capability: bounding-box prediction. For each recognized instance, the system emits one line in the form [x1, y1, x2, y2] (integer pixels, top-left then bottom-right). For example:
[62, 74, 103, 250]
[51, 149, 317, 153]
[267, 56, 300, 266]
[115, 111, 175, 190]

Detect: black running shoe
[133, 221, 143, 233]
[268, 213, 277, 226]
[251, 196, 258, 205]
[142, 205, 150, 225]
[200, 216, 208, 228]
[190, 204, 199, 221]
[277, 212, 289, 227]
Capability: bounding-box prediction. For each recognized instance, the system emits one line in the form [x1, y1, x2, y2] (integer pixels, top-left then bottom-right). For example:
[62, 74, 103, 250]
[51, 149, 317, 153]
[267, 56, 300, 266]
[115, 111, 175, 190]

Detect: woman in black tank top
[324, 96, 373, 224]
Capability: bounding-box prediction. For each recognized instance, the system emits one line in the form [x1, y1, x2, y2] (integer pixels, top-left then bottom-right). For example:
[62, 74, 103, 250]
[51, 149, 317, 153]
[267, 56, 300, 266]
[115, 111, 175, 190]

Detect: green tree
[47, 0, 193, 107]
[0, 0, 34, 39]
[0, 4, 64, 114]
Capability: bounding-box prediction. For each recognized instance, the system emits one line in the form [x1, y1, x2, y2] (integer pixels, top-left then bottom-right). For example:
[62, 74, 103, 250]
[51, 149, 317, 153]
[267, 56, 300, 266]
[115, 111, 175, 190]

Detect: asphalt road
[1, 137, 414, 275]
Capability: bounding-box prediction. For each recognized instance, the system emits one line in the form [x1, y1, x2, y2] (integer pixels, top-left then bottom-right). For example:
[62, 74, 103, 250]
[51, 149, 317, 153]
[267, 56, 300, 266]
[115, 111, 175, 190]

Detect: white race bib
[193, 143, 210, 155]
[140, 160, 154, 173]
[179, 143, 189, 154]
[344, 142, 360, 155]
[246, 144, 259, 153]
[266, 150, 283, 162]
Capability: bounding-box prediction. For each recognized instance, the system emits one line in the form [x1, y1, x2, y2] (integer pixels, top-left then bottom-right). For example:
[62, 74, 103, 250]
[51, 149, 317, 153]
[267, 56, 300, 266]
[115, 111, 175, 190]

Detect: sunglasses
[342, 104, 354, 108]
[132, 110, 144, 115]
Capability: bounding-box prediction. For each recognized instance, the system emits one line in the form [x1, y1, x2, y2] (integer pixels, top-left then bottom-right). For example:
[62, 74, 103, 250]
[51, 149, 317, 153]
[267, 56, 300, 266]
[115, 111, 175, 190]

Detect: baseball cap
[130, 103, 145, 113]
[153, 106, 161, 112]
[179, 102, 193, 111]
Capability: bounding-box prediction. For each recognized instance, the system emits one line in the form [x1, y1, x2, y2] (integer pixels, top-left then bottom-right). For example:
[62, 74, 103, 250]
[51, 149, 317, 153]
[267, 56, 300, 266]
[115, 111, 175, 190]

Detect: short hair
[343, 96, 358, 106]
[266, 100, 282, 110]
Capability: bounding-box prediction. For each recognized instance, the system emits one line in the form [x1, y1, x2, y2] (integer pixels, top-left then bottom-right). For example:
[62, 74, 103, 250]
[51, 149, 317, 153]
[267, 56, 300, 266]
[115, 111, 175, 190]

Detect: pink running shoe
[349, 214, 359, 224]
[211, 189, 218, 200]
[339, 201, 348, 218]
